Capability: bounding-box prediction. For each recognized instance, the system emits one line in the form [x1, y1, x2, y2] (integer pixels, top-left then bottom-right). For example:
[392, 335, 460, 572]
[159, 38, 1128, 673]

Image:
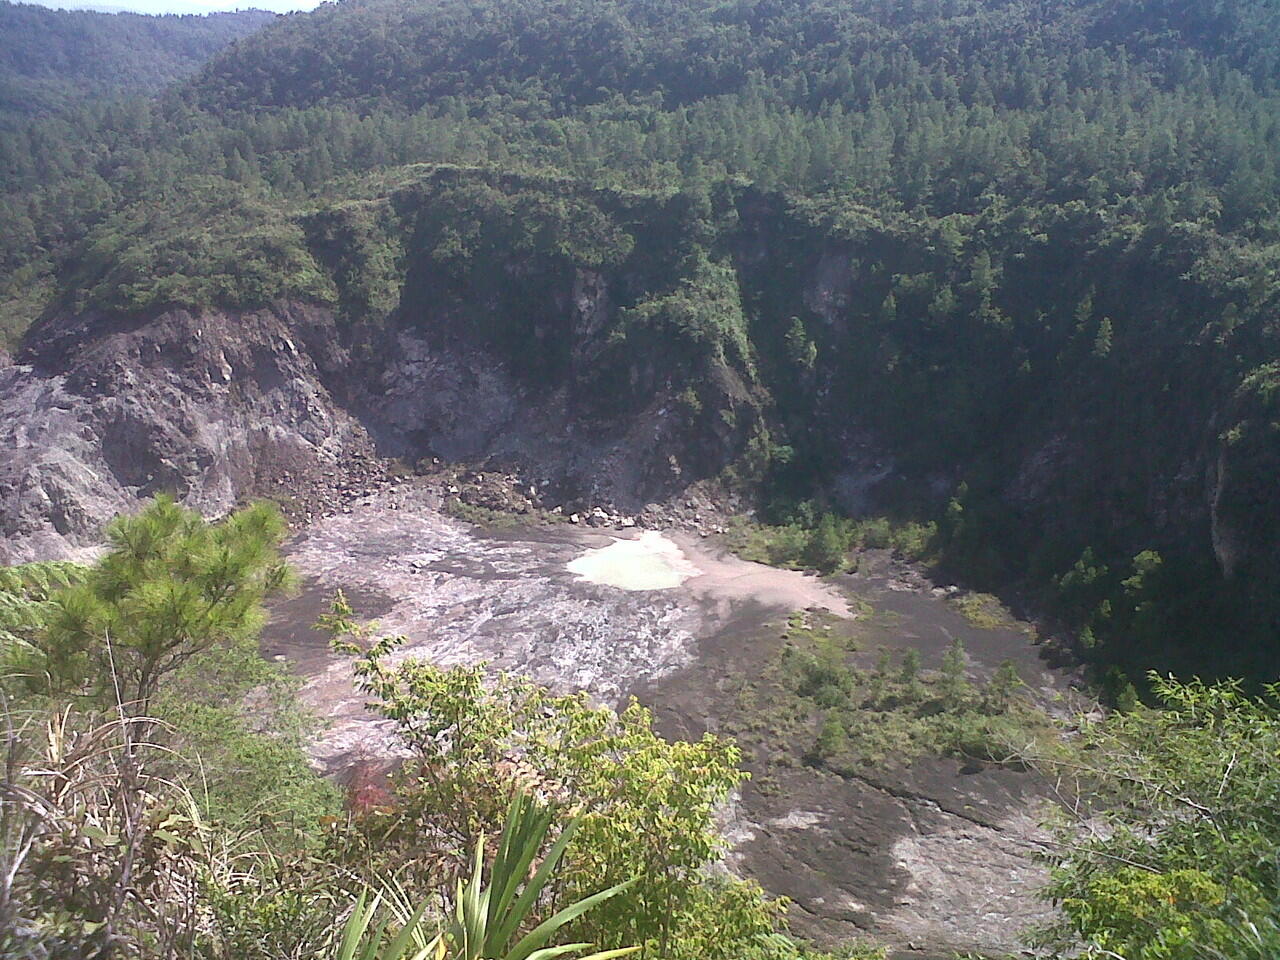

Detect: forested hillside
[2, 0, 1279, 681]
[0, 0, 273, 129]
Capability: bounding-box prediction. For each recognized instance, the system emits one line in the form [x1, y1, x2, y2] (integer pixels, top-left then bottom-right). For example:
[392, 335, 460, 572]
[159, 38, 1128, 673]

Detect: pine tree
[986, 659, 1023, 710]
[1093, 317, 1114, 358]
[815, 714, 848, 763]
[784, 316, 817, 372]
[940, 639, 972, 707]
[0, 562, 84, 683]
[900, 648, 921, 683]
[42, 495, 294, 709]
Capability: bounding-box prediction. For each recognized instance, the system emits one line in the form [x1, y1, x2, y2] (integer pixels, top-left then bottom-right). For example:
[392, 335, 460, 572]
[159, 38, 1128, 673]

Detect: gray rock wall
[1, 302, 371, 562]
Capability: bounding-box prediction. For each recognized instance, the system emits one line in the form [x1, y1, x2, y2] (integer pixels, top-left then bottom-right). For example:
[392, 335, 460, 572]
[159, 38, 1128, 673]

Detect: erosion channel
[260, 484, 1062, 959]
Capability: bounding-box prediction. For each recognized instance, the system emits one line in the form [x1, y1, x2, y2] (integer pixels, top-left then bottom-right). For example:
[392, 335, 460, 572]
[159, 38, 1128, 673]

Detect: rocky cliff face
[0, 242, 1245, 593]
[0, 271, 758, 561]
[1, 303, 372, 562]
[1208, 363, 1280, 623]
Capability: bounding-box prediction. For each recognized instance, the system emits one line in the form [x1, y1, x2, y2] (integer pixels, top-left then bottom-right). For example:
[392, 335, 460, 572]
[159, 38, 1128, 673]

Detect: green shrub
[323, 598, 784, 960]
[782, 636, 1051, 770]
[40, 494, 294, 709]
[1034, 676, 1280, 959]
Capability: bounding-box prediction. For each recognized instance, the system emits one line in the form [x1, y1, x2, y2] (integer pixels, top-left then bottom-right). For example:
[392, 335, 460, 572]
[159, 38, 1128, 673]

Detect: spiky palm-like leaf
[336, 790, 638, 960]
[334, 891, 441, 960]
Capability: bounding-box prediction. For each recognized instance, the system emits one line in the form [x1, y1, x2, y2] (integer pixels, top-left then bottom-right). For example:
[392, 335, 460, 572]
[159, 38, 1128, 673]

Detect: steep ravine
[4, 172, 1266, 614]
[0, 295, 724, 563]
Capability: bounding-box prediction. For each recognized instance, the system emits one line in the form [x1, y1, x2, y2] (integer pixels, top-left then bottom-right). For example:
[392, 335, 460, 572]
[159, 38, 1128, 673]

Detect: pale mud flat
[262, 488, 851, 768]
[567, 530, 700, 590]
[260, 487, 1055, 958]
[571, 528, 851, 615]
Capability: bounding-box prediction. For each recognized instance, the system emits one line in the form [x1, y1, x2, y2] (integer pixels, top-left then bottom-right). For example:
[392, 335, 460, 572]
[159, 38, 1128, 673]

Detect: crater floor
[260, 483, 1060, 957]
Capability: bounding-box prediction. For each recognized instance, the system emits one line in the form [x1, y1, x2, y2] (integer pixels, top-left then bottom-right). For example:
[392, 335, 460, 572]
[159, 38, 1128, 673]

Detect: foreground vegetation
[3, 498, 1280, 958]
[1032, 676, 1280, 959]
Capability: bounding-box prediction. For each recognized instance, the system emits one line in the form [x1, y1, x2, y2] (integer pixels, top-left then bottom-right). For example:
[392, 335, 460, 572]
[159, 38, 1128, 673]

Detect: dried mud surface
[261, 485, 1059, 958]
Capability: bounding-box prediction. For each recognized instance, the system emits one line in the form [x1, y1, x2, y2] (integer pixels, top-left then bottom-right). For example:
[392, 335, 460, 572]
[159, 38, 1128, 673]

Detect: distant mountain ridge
[0, 0, 274, 128]
[187, 0, 1280, 114]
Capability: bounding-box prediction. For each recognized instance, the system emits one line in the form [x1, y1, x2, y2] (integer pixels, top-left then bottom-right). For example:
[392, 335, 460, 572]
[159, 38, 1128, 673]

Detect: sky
[26, 0, 323, 13]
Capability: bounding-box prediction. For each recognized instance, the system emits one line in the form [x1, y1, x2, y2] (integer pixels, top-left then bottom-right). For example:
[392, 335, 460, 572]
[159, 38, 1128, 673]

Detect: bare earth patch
[263, 487, 852, 766]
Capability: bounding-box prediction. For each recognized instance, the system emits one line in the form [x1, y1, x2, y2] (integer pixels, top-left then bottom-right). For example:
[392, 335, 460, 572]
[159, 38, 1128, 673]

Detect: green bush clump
[780, 628, 1045, 771]
[726, 505, 937, 574]
[1032, 676, 1280, 959]
[950, 592, 1016, 630]
[62, 178, 338, 315]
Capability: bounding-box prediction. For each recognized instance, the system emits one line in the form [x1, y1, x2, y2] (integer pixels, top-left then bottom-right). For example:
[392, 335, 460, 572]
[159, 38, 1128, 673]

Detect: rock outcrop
[0, 279, 759, 561]
[1, 303, 372, 562]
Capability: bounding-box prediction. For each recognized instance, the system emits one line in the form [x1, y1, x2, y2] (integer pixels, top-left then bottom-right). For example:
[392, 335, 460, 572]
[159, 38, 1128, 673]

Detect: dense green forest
[5, 1, 1280, 956]
[2, 0, 1279, 681]
[0, 1, 274, 130]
